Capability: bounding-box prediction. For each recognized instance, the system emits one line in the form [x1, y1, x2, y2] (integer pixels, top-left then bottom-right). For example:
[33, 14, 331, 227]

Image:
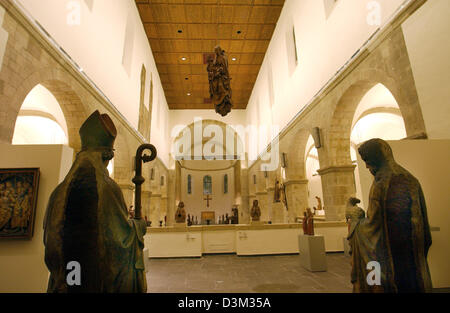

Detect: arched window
[223, 174, 228, 194]
[203, 175, 212, 195]
[187, 175, 192, 194]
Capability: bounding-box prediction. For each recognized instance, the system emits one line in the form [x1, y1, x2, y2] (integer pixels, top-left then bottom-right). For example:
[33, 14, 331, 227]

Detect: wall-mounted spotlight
[281, 153, 288, 168]
[312, 127, 322, 149]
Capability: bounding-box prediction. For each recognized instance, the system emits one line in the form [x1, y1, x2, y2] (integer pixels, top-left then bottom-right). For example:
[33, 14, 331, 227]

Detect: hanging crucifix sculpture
[207, 45, 233, 117]
[204, 194, 212, 208]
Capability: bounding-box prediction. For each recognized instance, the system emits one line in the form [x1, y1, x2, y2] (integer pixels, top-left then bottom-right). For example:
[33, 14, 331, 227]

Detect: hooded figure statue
[43, 111, 147, 293]
[348, 138, 432, 293]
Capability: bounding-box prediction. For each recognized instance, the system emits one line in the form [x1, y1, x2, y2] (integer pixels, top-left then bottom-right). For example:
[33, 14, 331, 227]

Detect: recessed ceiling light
[178, 30, 183, 33]
[187, 93, 191, 96]
[237, 30, 242, 34]
[181, 57, 187, 61]
[185, 77, 189, 80]
[231, 57, 237, 61]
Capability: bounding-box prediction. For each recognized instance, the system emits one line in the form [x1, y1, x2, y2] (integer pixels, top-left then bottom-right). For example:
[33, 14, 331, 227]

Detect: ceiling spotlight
[181, 57, 187, 61]
[187, 93, 191, 96]
[231, 57, 237, 61]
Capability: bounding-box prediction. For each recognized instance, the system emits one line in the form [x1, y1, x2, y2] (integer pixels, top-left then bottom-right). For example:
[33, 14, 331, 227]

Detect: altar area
[144, 221, 347, 258]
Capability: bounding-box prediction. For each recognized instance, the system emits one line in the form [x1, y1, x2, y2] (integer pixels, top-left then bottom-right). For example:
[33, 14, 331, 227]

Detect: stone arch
[113, 125, 132, 182]
[327, 70, 426, 167]
[4, 67, 90, 151]
[113, 126, 135, 207]
[171, 119, 245, 160]
[282, 128, 313, 181]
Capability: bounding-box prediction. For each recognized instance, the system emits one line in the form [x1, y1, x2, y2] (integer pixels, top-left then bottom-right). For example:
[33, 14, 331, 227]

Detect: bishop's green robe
[43, 151, 147, 293]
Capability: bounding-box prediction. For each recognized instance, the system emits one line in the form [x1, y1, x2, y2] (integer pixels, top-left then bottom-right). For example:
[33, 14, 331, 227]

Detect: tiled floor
[146, 253, 353, 293]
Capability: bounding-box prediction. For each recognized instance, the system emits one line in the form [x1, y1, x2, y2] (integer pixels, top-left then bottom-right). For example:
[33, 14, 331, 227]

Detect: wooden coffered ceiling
[135, 0, 285, 110]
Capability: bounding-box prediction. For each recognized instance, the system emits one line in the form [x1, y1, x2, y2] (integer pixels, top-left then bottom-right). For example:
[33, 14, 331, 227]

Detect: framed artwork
[0, 168, 40, 240]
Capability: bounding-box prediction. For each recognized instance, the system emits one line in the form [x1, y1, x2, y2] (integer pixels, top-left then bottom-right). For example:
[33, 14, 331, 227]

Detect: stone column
[266, 187, 275, 222]
[149, 193, 162, 227]
[142, 190, 152, 221]
[317, 165, 356, 221]
[284, 179, 309, 223]
[160, 196, 167, 225]
[167, 169, 176, 226]
[240, 168, 250, 224]
[117, 182, 135, 209]
[248, 193, 256, 223]
[255, 191, 269, 222]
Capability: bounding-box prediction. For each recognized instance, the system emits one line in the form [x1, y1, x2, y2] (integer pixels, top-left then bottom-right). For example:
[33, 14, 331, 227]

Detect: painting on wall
[0, 168, 40, 240]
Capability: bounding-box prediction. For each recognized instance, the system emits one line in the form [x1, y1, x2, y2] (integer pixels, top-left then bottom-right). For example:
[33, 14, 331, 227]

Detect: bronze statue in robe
[274, 180, 281, 203]
[231, 206, 239, 224]
[207, 46, 233, 117]
[250, 200, 261, 222]
[43, 111, 147, 293]
[175, 201, 186, 223]
[347, 139, 432, 293]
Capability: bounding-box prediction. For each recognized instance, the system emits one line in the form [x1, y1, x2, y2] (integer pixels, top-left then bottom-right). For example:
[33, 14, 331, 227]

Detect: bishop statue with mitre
[43, 111, 147, 293]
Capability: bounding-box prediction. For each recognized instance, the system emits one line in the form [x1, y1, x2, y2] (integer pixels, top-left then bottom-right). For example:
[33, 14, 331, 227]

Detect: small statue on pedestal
[250, 200, 261, 222]
[302, 208, 314, 236]
[175, 201, 186, 223]
[231, 206, 239, 224]
[302, 211, 308, 234]
[274, 180, 281, 203]
[128, 205, 134, 219]
[345, 197, 365, 236]
[314, 196, 325, 216]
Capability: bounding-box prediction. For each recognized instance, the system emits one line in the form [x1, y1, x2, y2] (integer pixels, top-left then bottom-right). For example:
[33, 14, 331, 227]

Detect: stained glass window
[224, 174, 228, 194]
[187, 175, 192, 194]
[203, 175, 212, 195]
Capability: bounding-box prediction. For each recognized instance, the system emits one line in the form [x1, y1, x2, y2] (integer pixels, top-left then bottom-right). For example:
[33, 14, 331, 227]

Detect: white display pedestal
[298, 235, 327, 272]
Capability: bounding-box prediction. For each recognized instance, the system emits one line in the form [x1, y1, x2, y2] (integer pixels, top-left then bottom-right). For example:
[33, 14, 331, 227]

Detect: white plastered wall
[17, 0, 171, 166]
[0, 144, 73, 293]
[402, 0, 450, 140]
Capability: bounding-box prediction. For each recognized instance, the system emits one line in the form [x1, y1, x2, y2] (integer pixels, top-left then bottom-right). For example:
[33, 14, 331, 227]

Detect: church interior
[0, 0, 449, 293]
